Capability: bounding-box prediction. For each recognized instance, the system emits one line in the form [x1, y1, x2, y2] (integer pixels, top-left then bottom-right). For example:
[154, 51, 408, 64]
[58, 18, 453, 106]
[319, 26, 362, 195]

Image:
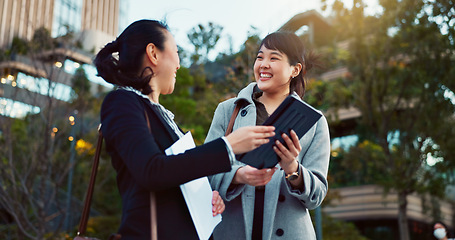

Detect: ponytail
[94, 40, 120, 85]
[292, 49, 322, 98]
[94, 20, 168, 95]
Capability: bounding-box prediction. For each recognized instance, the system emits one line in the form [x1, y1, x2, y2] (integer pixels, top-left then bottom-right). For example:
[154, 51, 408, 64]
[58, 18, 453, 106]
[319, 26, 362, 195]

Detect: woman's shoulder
[102, 89, 145, 111]
[218, 97, 237, 106]
[104, 88, 146, 104]
[105, 88, 136, 98]
[217, 82, 256, 108]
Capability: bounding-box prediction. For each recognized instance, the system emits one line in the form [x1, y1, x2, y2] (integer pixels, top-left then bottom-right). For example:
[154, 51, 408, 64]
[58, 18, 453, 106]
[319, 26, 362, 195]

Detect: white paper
[165, 131, 221, 240]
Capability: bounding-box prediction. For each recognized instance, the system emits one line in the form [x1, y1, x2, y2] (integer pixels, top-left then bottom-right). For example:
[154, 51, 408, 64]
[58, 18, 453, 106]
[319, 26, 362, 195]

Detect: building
[0, 1, 126, 233]
[0, 0, 127, 119]
[280, 9, 455, 239]
[0, 0, 126, 51]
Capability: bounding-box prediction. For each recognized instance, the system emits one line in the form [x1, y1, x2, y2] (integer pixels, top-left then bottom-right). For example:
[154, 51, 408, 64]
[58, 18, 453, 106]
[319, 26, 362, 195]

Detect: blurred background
[0, 0, 454, 239]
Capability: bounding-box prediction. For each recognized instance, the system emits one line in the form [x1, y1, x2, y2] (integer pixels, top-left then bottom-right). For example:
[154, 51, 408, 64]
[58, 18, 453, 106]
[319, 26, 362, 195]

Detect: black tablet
[237, 95, 322, 169]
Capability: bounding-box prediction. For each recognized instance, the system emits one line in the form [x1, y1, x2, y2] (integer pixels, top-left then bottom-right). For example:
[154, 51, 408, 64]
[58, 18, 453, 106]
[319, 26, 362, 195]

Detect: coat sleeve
[283, 115, 331, 210]
[101, 90, 231, 191]
[206, 100, 246, 201]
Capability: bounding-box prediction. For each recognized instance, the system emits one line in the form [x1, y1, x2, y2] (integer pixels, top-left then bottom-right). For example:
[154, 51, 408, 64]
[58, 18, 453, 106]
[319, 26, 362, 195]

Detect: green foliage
[161, 66, 222, 144]
[305, 79, 333, 110]
[187, 22, 223, 64]
[311, 212, 368, 240]
[0, 224, 21, 239]
[0, 26, 109, 239]
[72, 68, 91, 95]
[69, 69, 120, 216]
[10, 37, 29, 55]
[30, 27, 55, 50]
[212, 30, 261, 96]
[82, 215, 121, 240]
[324, 0, 455, 239]
[329, 140, 388, 188]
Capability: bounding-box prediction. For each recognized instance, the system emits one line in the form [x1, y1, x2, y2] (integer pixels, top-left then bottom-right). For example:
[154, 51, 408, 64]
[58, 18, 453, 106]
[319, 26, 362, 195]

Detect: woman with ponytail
[205, 31, 331, 240]
[95, 20, 275, 240]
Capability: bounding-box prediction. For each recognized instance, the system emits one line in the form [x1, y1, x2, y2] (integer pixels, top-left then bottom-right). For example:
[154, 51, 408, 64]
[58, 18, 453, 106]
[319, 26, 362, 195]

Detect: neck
[259, 90, 289, 115]
[149, 92, 160, 104]
[261, 90, 289, 104]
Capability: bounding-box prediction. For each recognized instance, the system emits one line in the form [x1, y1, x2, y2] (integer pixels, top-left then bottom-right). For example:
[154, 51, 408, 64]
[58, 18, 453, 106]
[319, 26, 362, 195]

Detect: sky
[125, 0, 324, 61]
[124, 0, 381, 62]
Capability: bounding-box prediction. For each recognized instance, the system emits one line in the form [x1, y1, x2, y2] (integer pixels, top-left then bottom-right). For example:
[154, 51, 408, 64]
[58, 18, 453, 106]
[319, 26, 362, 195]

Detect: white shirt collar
[119, 86, 175, 120]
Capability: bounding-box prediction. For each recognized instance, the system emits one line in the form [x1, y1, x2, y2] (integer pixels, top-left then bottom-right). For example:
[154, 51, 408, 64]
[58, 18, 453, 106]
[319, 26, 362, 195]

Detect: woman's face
[253, 45, 298, 95]
[434, 223, 447, 239]
[154, 30, 180, 95]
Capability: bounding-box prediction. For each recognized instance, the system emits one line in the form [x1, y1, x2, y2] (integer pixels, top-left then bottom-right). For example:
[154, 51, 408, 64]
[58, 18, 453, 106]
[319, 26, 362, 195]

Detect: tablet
[237, 95, 322, 169]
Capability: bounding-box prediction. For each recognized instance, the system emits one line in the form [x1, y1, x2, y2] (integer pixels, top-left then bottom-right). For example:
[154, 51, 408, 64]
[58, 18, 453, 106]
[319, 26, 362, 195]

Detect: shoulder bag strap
[225, 103, 242, 136]
[143, 111, 158, 240]
[76, 124, 103, 237]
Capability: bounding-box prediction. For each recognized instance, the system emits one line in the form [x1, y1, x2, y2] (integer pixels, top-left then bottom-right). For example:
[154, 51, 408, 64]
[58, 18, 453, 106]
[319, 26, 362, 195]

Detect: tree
[318, 212, 368, 240]
[0, 26, 106, 239]
[321, 0, 455, 239]
[187, 22, 223, 64]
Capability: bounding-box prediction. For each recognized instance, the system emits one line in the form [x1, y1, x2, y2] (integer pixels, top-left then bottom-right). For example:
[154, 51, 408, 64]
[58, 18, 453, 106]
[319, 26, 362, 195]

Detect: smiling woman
[206, 31, 330, 240]
[92, 19, 276, 239]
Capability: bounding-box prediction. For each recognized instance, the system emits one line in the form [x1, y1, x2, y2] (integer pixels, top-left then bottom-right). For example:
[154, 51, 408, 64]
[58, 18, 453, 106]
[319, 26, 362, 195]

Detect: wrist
[232, 167, 244, 184]
[285, 163, 301, 182]
[283, 160, 299, 175]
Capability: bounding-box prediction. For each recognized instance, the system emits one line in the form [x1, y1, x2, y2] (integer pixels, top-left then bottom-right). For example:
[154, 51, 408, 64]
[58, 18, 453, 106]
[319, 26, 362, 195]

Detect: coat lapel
[139, 97, 180, 151]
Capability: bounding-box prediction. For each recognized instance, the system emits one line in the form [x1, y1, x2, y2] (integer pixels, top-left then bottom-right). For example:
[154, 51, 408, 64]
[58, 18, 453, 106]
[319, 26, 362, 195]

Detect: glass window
[331, 134, 358, 150]
[0, 97, 40, 118]
[16, 72, 74, 102]
[52, 0, 82, 37]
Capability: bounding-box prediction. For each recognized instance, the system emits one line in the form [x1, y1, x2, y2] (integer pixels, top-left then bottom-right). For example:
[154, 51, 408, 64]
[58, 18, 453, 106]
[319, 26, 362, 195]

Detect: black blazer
[100, 89, 231, 240]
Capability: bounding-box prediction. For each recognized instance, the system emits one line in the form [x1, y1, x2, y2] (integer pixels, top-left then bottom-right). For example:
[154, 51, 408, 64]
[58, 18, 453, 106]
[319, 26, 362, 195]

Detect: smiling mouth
[260, 73, 272, 78]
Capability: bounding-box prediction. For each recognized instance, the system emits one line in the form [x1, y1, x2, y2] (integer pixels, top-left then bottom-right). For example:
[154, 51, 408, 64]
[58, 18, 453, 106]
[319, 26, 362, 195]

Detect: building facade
[0, 0, 123, 49]
[0, 0, 127, 119]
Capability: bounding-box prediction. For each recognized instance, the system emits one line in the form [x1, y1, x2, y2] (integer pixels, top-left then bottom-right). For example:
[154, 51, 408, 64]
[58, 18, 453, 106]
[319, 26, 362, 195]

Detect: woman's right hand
[232, 165, 278, 186]
[226, 126, 275, 154]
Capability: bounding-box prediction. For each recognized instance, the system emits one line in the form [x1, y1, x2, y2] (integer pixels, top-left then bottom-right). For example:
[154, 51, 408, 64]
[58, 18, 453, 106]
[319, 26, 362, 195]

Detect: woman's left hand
[273, 130, 301, 174]
[212, 190, 225, 216]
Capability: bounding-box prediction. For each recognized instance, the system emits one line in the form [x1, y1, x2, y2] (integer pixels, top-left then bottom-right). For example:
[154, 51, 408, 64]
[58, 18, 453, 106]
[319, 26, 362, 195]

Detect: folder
[165, 131, 221, 240]
[237, 95, 322, 169]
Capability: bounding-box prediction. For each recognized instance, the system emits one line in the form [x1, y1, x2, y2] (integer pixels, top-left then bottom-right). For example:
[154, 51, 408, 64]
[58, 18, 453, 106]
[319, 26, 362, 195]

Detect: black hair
[93, 19, 168, 95]
[258, 31, 320, 98]
[433, 221, 453, 237]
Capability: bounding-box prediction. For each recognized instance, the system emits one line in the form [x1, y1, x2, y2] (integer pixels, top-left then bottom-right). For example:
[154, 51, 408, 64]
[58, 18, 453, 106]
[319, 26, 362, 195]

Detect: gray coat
[206, 83, 331, 240]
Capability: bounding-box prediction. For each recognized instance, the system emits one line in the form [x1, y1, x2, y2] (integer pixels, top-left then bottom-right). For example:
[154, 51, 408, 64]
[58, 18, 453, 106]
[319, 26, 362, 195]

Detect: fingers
[252, 138, 270, 149]
[212, 190, 220, 204]
[273, 130, 301, 161]
[212, 191, 225, 216]
[290, 130, 301, 151]
[227, 126, 276, 154]
[282, 131, 300, 153]
[250, 126, 276, 148]
[242, 167, 277, 186]
[253, 125, 275, 133]
[251, 126, 275, 143]
[273, 144, 286, 159]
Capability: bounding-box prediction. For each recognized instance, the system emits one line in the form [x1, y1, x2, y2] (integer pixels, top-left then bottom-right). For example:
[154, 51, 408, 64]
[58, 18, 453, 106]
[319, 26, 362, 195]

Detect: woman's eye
[256, 56, 263, 59]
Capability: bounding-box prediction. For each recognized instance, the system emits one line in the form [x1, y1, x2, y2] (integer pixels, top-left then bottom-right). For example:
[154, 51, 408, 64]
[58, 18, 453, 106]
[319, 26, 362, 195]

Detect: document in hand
[238, 95, 322, 169]
[165, 131, 221, 240]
